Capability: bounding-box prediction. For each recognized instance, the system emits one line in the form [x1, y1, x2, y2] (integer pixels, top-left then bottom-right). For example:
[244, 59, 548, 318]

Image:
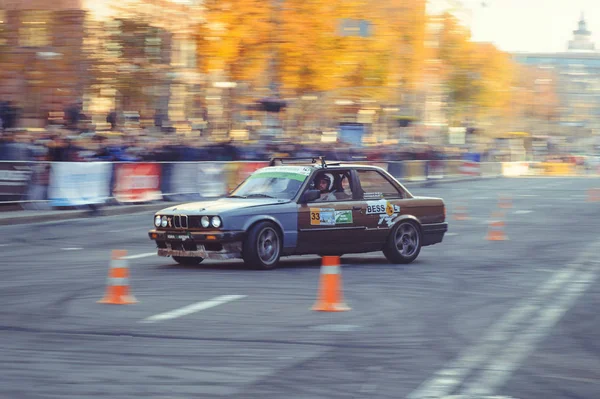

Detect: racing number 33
[310, 208, 321, 225]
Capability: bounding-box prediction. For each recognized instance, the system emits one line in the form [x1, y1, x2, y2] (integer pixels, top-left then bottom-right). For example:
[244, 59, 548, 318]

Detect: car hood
[157, 197, 287, 215]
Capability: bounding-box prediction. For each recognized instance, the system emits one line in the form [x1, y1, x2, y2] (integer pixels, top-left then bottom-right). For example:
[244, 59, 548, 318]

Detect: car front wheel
[243, 221, 282, 270]
[172, 256, 204, 265]
[383, 221, 422, 264]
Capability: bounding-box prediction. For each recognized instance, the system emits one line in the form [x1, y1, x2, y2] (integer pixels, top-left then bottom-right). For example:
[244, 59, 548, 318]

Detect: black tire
[172, 256, 204, 265]
[383, 220, 422, 264]
[242, 221, 282, 270]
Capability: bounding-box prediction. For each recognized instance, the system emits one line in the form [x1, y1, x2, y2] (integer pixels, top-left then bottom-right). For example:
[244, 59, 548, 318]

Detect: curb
[0, 203, 174, 226]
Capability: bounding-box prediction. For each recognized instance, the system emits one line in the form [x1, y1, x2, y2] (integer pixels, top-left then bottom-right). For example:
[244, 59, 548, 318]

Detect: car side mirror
[301, 189, 321, 203]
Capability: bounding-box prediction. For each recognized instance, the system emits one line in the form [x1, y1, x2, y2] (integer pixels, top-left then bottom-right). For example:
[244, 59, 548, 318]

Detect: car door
[353, 168, 409, 246]
[296, 169, 370, 254]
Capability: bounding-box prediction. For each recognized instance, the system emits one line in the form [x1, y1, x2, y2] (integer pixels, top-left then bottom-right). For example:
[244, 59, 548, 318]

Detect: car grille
[169, 215, 188, 229]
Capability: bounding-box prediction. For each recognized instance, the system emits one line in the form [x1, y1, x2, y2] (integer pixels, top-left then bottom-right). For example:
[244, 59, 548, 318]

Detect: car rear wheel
[383, 220, 421, 264]
[172, 256, 204, 265]
[243, 221, 282, 270]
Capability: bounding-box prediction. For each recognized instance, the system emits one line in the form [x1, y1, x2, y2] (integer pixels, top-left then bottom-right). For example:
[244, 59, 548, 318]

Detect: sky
[457, 0, 600, 53]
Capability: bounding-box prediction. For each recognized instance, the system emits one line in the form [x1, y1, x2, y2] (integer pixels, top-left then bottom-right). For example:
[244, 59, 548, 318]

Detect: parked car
[148, 157, 448, 269]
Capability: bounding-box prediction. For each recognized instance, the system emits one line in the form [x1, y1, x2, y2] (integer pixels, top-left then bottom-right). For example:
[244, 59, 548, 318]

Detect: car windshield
[229, 166, 312, 200]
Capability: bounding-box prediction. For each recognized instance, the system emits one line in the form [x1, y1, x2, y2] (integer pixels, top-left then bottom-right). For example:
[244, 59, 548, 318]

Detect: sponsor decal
[366, 199, 401, 226]
[335, 210, 353, 224]
[366, 199, 387, 215]
[378, 213, 399, 227]
[385, 201, 396, 216]
[254, 166, 312, 177]
[367, 199, 400, 215]
[310, 208, 335, 226]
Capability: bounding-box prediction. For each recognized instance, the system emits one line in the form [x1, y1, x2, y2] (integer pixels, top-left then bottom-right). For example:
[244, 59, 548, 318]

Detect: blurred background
[3, 3, 600, 398]
[0, 0, 599, 163]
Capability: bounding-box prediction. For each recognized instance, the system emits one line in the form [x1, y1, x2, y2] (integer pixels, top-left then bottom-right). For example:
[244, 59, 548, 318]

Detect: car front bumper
[148, 230, 245, 260]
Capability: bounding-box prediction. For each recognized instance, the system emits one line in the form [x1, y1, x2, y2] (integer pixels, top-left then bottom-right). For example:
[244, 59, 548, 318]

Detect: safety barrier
[0, 159, 595, 210]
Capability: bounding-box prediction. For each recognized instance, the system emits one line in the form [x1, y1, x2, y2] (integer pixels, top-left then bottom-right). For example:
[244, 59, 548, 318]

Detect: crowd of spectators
[0, 124, 472, 163]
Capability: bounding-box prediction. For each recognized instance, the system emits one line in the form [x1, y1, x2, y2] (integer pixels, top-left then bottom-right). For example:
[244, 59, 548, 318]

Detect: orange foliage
[197, 0, 427, 99]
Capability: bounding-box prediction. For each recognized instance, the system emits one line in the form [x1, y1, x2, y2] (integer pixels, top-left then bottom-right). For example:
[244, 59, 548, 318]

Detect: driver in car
[315, 174, 337, 201]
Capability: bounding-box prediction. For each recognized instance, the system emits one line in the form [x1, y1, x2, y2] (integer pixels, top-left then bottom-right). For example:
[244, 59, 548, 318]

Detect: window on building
[19, 11, 52, 47]
[173, 38, 197, 68]
[182, 39, 196, 69]
[145, 28, 162, 63]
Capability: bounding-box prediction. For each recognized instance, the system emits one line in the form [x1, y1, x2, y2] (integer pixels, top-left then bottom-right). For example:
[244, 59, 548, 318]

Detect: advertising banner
[48, 162, 112, 206]
[501, 162, 530, 177]
[459, 161, 481, 176]
[113, 163, 162, 203]
[0, 161, 33, 203]
[164, 162, 227, 201]
[460, 153, 481, 176]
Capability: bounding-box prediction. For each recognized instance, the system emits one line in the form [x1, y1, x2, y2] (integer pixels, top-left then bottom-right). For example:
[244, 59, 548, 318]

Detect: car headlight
[201, 216, 210, 228]
[161, 216, 168, 227]
[154, 215, 161, 227]
[211, 216, 222, 228]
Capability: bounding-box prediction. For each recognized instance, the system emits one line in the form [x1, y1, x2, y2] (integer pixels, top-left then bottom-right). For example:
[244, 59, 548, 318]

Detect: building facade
[0, 0, 88, 126]
[513, 14, 600, 141]
[0, 0, 202, 128]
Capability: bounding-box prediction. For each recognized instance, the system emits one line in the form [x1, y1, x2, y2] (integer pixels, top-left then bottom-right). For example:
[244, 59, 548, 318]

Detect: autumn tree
[197, 0, 272, 86]
[197, 0, 428, 102]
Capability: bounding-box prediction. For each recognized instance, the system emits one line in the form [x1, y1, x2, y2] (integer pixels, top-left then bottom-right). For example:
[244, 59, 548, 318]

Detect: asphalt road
[1, 177, 600, 399]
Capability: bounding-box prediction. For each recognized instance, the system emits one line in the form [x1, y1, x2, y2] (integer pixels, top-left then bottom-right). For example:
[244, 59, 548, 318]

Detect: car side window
[308, 170, 355, 202]
[356, 170, 403, 199]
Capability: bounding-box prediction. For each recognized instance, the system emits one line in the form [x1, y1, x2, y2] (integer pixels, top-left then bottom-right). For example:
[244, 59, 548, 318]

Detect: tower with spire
[568, 12, 595, 51]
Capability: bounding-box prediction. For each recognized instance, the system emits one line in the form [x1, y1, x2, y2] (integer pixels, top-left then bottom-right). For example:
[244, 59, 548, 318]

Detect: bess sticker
[366, 200, 401, 227]
[310, 208, 335, 226]
[367, 200, 400, 216]
[366, 200, 387, 215]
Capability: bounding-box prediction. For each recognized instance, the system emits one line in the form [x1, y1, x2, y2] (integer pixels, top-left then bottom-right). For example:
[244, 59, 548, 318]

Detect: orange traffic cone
[453, 200, 469, 221]
[486, 211, 507, 241]
[312, 256, 350, 312]
[98, 250, 137, 305]
[586, 188, 600, 202]
[498, 195, 513, 209]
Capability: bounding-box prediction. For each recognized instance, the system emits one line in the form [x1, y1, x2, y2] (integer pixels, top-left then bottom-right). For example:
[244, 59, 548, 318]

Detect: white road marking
[461, 269, 598, 396]
[406, 267, 579, 399]
[446, 233, 459, 236]
[517, 194, 538, 197]
[514, 210, 532, 214]
[61, 247, 82, 251]
[406, 237, 600, 399]
[122, 252, 156, 260]
[140, 295, 247, 323]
